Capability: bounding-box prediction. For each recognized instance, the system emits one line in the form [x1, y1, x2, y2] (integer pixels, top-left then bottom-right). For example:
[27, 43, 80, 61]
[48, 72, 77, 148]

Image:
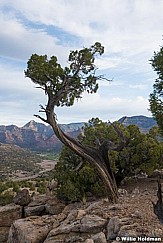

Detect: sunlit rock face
[0, 116, 156, 152]
[0, 121, 84, 152]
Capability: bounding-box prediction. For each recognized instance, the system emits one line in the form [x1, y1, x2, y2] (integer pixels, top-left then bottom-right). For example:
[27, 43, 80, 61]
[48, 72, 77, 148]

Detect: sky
[0, 0, 163, 126]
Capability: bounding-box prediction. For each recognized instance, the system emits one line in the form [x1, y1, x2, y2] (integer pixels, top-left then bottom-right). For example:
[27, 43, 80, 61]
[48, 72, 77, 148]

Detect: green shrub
[54, 146, 106, 202]
[13, 183, 20, 193]
[54, 118, 163, 202]
[0, 192, 13, 206]
[0, 183, 8, 193]
[37, 185, 46, 194]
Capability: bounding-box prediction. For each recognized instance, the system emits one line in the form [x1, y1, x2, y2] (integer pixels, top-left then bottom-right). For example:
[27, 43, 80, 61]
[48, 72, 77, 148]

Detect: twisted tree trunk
[36, 93, 118, 203]
[152, 180, 163, 224]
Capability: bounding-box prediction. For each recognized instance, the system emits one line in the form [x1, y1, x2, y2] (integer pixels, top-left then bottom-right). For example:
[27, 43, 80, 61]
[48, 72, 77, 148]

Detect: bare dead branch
[73, 160, 84, 172]
[35, 86, 46, 90]
[34, 114, 48, 124]
[108, 117, 127, 145]
[152, 180, 163, 224]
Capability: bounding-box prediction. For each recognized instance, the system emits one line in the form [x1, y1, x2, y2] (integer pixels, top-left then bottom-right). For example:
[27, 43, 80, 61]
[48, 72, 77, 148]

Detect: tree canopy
[25, 42, 105, 107]
[25, 43, 119, 203]
[149, 45, 163, 136]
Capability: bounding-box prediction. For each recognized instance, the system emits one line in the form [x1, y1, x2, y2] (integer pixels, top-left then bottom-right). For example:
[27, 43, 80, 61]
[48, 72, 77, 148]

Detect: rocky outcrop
[0, 204, 22, 242]
[44, 213, 107, 243]
[92, 232, 107, 243]
[8, 215, 56, 243]
[45, 198, 65, 215]
[0, 116, 156, 152]
[0, 204, 22, 227]
[24, 195, 66, 217]
[8, 192, 163, 243]
[0, 193, 66, 243]
[0, 121, 84, 152]
[106, 216, 121, 240]
[7, 204, 108, 243]
[1, 181, 163, 243]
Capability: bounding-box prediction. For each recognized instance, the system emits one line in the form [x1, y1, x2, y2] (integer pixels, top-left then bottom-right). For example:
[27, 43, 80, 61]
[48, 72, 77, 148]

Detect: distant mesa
[0, 116, 157, 152]
[0, 120, 85, 152]
[118, 115, 157, 133]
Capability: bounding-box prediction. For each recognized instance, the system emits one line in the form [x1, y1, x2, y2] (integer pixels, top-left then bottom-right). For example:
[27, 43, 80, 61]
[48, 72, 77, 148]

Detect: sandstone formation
[0, 179, 163, 243]
[6, 194, 163, 243]
[0, 121, 83, 152]
[0, 116, 156, 152]
[0, 204, 22, 243]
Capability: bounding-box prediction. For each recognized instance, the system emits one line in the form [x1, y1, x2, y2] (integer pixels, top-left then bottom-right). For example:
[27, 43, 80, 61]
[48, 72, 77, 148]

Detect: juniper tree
[25, 43, 125, 203]
[149, 45, 163, 136]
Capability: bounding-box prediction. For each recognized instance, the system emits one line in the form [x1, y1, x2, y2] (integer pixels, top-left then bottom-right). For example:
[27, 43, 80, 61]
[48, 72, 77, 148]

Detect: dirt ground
[117, 177, 163, 237]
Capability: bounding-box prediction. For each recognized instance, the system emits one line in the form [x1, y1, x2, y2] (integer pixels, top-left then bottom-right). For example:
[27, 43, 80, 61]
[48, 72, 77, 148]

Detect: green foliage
[0, 179, 49, 206]
[54, 145, 106, 202]
[149, 45, 163, 136]
[37, 185, 46, 194]
[25, 42, 104, 107]
[113, 125, 162, 178]
[0, 183, 8, 193]
[39, 152, 59, 160]
[12, 183, 20, 193]
[0, 192, 13, 206]
[0, 181, 15, 206]
[54, 118, 163, 202]
[35, 180, 47, 194]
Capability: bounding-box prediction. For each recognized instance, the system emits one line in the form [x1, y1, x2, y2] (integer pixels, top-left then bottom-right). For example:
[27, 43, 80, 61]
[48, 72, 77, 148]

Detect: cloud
[129, 84, 148, 90]
[2, 1, 163, 46]
[0, 61, 44, 101]
[0, 0, 161, 126]
[0, 12, 71, 63]
[0, 61, 47, 126]
[55, 93, 151, 123]
[1, 0, 163, 71]
[95, 56, 128, 70]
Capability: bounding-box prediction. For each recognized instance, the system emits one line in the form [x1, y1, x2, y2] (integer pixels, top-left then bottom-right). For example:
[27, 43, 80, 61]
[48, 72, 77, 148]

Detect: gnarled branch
[152, 180, 163, 224]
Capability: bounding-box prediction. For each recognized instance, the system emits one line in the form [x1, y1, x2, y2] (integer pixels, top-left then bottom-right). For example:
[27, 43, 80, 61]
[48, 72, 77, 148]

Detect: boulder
[24, 195, 66, 217]
[24, 205, 45, 217]
[92, 232, 107, 243]
[0, 227, 10, 243]
[13, 189, 31, 206]
[80, 215, 107, 233]
[0, 204, 22, 242]
[0, 204, 22, 227]
[7, 215, 58, 243]
[45, 199, 65, 215]
[44, 211, 107, 243]
[85, 239, 94, 243]
[106, 216, 121, 240]
[28, 194, 52, 207]
[118, 223, 138, 238]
